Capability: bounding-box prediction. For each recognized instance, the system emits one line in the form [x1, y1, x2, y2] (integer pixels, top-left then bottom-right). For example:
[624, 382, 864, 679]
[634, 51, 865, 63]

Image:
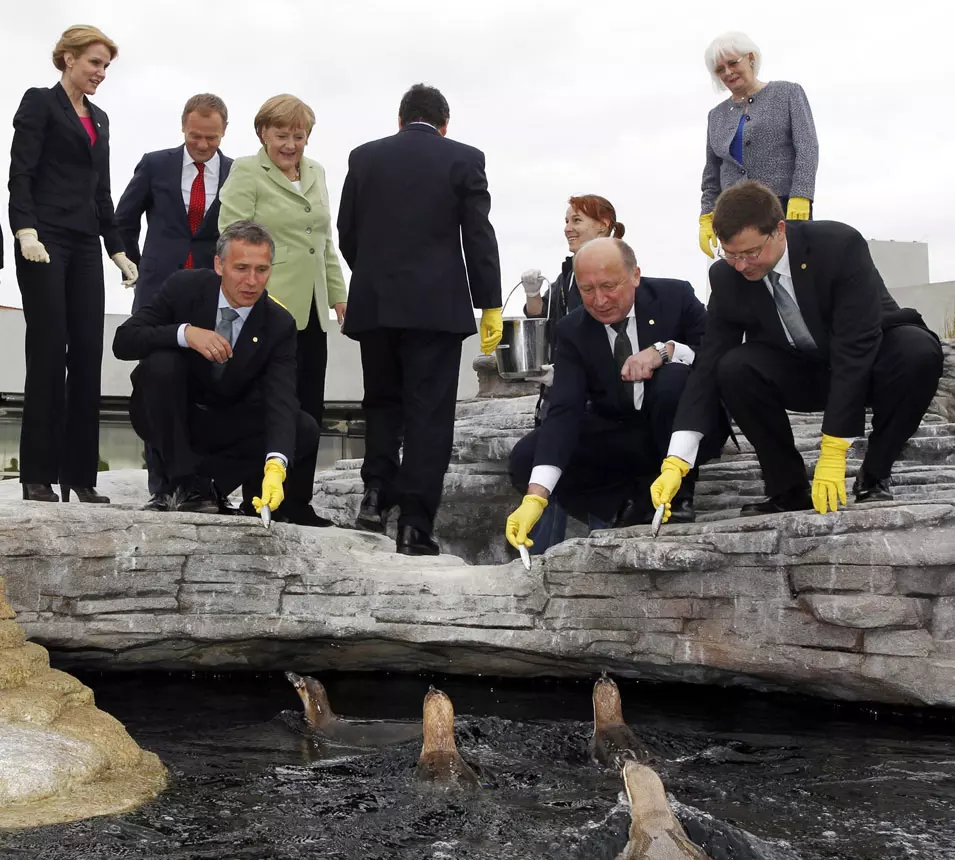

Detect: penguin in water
[414, 686, 480, 789]
[284, 671, 421, 747]
[616, 760, 711, 859]
[591, 673, 652, 766]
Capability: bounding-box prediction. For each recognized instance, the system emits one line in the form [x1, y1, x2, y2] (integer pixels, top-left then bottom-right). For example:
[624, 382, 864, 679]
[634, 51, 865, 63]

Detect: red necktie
[184, 162, 206, 269]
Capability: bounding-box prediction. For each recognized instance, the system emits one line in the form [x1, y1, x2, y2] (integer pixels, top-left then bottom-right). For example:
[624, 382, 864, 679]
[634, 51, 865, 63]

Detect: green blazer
[218, 147, 347, 331]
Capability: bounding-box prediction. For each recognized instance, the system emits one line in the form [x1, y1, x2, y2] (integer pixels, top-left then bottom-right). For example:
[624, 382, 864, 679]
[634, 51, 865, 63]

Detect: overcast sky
[1, 0, 952, 316]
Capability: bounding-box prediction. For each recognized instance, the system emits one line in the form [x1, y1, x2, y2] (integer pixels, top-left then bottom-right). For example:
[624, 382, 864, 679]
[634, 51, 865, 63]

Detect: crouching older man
[651, 180, 943, 520]
[505, 237, 725, 553]
[112, 220, 319, 519]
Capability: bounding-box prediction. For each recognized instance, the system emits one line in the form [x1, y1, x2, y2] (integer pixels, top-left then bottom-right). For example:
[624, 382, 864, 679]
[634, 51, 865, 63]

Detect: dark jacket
[112, 269, 300, 460]
[674, 220, 929, 440]
[337, 123, 502, 336]
[8, 82, 122, 254]
[534, 277, 707, 471]
[115, 145, 233, 311]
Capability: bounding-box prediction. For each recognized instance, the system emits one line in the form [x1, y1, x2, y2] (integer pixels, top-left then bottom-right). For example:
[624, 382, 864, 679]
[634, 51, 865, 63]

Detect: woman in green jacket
[219, 94, 347, 526]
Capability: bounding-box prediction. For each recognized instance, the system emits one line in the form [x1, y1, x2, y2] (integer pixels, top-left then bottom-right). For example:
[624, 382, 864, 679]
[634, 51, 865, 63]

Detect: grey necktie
[767, 271, 817, 352]
[212, 307, 239, 377]
[610, 319, 635, 412]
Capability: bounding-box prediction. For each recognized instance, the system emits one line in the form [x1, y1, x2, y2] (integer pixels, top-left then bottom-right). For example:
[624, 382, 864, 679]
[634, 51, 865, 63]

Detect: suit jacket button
[305, 206, 311, 213]
[305, 226, 312, 234]
[309, 248, 315, 254]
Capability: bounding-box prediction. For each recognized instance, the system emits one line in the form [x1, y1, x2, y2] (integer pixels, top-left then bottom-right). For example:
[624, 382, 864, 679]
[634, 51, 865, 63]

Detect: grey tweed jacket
[701, 80, 819, 213]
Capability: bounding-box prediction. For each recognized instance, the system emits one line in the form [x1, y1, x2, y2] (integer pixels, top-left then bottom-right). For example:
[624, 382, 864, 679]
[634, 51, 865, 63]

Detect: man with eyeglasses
[652, 180, 942, 519]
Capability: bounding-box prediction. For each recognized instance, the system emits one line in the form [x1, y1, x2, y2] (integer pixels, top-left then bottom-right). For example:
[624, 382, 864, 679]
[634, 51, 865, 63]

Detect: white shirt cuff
[529, 465, 562, 494]
[667, 431, 703, 468]
[667, 341, 695, 366]
[177, 323, 189, 348]
[266, 453, 288, 469]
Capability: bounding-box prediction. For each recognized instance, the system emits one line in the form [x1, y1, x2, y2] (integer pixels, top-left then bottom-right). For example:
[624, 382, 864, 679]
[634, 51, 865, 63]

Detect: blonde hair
[254, 94, 316, 142]
[52, 25, 118, 72]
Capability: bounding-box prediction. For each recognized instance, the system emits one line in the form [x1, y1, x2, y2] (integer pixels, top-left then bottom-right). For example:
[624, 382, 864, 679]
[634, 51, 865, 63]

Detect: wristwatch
[653, 341, 670, 364]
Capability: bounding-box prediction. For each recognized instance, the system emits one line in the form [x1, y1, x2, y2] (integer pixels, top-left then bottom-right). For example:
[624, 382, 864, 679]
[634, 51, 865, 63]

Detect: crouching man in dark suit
[652, 180, 943, 520]
[506, 237, 721, 553]
[112, 220, 319, 518]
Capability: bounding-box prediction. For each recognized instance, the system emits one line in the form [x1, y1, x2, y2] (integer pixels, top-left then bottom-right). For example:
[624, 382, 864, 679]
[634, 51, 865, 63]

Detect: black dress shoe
[613, 499, 655, 528]
[170, 476, 220, 514]
[740, 487, 813, 517]
[283, 503, 334, 528]
[61, 485, 110, 504]
[668, 498, 696, 524]
[22, 483, 59, 502]
[356, 488, 389, 533]
[142, 493, 169, 512]
[853, 472, 893, 503]
[396, 525, 440, 556]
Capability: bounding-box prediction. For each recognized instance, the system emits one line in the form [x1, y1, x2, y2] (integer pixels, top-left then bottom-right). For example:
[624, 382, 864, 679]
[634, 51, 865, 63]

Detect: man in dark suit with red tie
[115, 93, 233, 508]
[652, 181, 943, 520]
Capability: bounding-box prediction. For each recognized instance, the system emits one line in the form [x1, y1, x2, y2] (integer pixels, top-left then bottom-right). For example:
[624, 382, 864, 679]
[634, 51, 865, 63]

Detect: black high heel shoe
[22, 483, 59, 503]
[60, 485, 110, 504]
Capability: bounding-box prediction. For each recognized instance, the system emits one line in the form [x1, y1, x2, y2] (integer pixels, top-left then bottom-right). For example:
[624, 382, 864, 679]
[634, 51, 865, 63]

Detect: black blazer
[8, 82, 122, 255]
[674, 220, 914, 440]
[535, 277, 707, 470]
[112, 270, 300, 460]
[337, 124, 502, 336]
[115, 146, 233, 307]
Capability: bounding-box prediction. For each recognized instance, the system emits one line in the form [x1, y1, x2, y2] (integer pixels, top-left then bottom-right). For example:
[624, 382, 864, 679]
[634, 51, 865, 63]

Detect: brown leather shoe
[22, 483, 59, 503]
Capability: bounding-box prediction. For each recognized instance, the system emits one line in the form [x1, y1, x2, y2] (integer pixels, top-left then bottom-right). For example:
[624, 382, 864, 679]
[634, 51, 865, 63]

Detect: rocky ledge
[0, 576, 165, 829]
[1, 495, 953, 708]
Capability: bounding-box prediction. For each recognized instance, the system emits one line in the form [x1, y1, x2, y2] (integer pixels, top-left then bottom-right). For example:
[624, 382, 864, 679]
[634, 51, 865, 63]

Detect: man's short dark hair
[181, 93, 228, 128]
[399, 84, 450, 128]
[712, 181, 785, 242]
[216, 220, 275, 261]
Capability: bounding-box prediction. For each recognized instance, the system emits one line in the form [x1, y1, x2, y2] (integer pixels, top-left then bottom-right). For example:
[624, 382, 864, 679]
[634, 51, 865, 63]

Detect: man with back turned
[338, 83, 503, 556]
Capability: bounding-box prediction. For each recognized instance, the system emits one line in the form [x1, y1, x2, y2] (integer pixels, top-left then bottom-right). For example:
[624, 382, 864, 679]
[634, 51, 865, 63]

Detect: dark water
[1, 673, 953, 860]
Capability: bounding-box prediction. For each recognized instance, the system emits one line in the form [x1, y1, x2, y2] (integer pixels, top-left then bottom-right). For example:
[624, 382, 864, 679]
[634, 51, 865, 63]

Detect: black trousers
[509, 362, 697, 523]
[129, 350, 319, 499]
[717, 326, 944, 497]
[358, 328, 464, 534]
[15, 227, 105, 486]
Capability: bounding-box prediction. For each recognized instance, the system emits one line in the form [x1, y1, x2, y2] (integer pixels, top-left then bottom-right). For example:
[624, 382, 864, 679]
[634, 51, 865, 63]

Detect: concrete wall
[888, 281, 955, 337]
[868, 239, 930, 289]
[0, 309, 481, 401]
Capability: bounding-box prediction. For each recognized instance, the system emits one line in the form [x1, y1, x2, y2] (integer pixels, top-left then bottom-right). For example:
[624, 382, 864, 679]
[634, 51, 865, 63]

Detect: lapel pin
[801, 263, 807, 269]
[649, 319, 655, 325]
[252, 336, 258, 343]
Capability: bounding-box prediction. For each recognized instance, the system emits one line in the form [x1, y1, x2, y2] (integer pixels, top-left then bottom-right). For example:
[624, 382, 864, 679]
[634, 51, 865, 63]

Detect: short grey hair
[573, 237, 638, 275]
[216, 220, 275, 261]
[704, 31, 762, 92]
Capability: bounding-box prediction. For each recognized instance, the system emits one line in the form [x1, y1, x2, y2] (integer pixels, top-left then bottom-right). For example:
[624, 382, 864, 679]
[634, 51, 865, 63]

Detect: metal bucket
[493, 280, 552, 379]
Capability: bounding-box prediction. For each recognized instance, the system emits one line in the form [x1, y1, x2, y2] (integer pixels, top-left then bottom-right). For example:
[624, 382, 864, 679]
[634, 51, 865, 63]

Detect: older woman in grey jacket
[698, 32, 819, 258]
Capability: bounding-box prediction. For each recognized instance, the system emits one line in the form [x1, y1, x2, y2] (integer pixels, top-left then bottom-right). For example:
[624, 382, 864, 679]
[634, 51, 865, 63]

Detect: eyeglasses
[717, 233, 774, 262]
[713, 57, 746, 76]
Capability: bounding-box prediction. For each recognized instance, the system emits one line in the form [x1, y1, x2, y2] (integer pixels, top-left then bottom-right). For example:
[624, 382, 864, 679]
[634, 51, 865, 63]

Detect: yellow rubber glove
[786, 196, 811, 220]
[698, 213, 717, 259]
[480, 307, 504, 355]
[649, 456, 691, 523]
[252, 457, 287, 513]
[505, 494, 548, 549]
[811, 434, 850, 514]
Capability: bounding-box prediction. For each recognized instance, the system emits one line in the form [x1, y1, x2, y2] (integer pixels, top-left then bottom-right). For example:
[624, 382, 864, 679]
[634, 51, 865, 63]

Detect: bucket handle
[503, 276, 554, 318]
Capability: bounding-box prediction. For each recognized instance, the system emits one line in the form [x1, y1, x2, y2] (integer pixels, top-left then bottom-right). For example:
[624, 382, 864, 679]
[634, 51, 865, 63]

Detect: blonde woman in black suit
[9, 25, 138, 503]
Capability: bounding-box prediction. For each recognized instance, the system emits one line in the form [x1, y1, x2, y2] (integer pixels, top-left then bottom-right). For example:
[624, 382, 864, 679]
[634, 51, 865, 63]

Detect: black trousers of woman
[243, 299, 327, 511]
[15, 226, 105, 487]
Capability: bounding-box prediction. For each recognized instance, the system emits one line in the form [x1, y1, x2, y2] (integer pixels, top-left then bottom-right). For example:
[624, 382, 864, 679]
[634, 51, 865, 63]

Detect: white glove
[526, 363, 554, 387]
[16, 229, 51, 264]
[521, 268, 544, 298]
[111, 252, 139, 287]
